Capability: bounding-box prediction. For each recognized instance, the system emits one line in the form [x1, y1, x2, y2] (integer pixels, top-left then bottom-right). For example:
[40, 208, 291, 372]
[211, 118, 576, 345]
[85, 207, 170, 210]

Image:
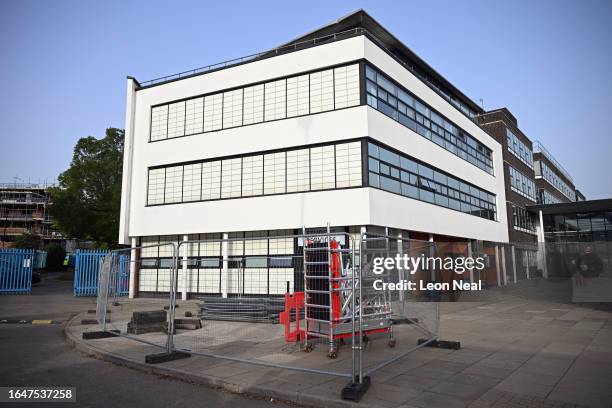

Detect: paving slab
[429, 380, 492, 402]
[494, 377, 553, 398]
[548, 387, 612, 408]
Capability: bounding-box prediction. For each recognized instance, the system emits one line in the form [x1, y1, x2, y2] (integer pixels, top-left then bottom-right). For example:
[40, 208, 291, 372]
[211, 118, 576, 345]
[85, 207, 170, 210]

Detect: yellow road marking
[31, 320, 53, 325]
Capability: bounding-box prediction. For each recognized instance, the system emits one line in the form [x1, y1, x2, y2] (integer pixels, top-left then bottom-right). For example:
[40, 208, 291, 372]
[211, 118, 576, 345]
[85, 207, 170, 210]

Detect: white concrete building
[119, 10, 509, 297]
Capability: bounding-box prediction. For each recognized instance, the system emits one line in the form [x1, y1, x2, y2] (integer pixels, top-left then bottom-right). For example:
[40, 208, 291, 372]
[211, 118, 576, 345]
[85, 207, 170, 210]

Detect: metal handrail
[0, 183, 56, 189]
[533, 141, 573, 183]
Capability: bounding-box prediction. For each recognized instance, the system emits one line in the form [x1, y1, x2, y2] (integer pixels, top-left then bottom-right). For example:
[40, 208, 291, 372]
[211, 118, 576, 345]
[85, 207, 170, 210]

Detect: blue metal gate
[74, 250, 130, 297]
[0, 249, 34, 295]
[113, 254, 131, 297]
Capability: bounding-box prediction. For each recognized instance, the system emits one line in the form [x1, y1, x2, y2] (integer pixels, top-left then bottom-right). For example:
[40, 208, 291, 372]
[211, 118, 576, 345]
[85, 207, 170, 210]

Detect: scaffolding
[0, 183, 60, 247]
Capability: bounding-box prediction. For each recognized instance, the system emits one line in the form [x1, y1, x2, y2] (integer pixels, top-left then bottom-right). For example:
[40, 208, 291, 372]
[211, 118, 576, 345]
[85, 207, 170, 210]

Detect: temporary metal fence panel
[357, 233, 440, 377]
[169, 232, 361, 380]
[96, 253, 112, 329]
[95, 242, 179, 353]
[0, 248, 34, 295]
[74, 250, 130, 297]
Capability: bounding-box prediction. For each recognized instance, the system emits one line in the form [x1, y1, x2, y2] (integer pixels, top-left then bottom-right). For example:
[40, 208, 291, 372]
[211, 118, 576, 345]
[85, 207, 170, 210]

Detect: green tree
[50, 128, 124, 247]
[44, 243, 66, 270]
[13, 232, 39, 249]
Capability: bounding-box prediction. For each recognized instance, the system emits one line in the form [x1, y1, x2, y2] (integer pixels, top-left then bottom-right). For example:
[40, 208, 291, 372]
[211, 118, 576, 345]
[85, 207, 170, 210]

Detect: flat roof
[528, 198, 612, 215]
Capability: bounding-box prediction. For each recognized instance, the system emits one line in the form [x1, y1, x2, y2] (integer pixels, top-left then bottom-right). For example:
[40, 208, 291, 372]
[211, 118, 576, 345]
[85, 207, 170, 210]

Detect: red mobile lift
[280, 237, 394, 358]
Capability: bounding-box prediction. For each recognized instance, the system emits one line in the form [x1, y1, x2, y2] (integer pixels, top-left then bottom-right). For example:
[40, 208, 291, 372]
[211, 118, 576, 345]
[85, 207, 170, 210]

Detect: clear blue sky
[1, 0, 610, 198]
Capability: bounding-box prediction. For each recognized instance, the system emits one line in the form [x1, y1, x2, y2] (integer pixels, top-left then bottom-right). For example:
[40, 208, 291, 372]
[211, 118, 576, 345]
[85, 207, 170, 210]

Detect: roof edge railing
[138, 28, 366, 87]
[0, 182, 57, 190]
[533, 141, 574, 184]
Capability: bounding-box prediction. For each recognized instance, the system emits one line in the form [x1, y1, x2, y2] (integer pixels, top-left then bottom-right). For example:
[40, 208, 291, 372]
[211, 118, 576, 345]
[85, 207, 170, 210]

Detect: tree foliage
[45, 243, 66, 270]
[13, 232, 39, 249]
[50, 128, 124, 247]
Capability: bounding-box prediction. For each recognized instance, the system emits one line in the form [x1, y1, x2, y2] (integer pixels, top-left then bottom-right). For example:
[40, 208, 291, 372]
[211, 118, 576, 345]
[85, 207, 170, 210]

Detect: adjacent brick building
[477, 108, 537, 245]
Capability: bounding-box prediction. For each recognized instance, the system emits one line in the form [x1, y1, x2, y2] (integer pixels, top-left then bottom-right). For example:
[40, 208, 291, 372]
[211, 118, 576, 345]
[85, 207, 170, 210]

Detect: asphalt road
[0, 273, 288, 408]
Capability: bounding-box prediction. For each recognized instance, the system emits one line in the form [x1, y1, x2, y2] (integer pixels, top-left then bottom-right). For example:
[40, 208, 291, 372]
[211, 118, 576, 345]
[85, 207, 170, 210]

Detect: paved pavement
[0, 273, 287, 408]
[66, 278, 612, 408]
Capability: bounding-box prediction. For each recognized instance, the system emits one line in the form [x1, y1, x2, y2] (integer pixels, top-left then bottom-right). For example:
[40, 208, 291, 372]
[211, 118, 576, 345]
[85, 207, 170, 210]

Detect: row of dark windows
[365, 64, 494, 175]
[367, 142, 497, 221]
[544, 212, 612, 236]
[139, 256, 294, 269]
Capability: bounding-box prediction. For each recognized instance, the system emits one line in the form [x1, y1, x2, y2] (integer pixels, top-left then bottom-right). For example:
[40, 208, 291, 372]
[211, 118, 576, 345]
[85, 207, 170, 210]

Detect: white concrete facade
[119, 35, 509, 246]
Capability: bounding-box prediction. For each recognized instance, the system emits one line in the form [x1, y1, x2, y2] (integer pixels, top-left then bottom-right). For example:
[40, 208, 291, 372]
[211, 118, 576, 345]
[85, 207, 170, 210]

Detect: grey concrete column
[467, 241, 474, 283]
[221, 232, 229, 298]
[525, 251, 530, 280]
[501, 246, 508, 286]
[537, 210, 548, 279]
[428, 234, 435, 281]
[494, 245, 501, 287]
[182, 234, 189, 301]
[358, 225, 367, 254]
[397, 231, 404, 302]
[511, 245, 517, 283]
[128, 237, 137, 299]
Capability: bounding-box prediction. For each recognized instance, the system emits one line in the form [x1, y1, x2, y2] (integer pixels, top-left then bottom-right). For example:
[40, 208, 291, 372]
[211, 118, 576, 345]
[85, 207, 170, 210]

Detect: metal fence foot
[341, 376, 371, 401]
[391, 317, 419, 325]
[145, 351, 190, 364]
[81, 319, 109, 325]
[82, 330, 119, 340]
[418, 338, 461, 350]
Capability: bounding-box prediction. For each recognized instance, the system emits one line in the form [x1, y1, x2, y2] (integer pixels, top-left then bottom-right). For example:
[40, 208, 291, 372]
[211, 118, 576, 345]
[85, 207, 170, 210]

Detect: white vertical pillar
[397, 231, 404, 301]
[525, 251, 530, 280]
[358, 226, 367, 257]
[128, 237, 137, 299]
[511, 246, 517, 283]
[428, 234, 435, 281]
[403, 231, 410, 283]
[501, 246, 507, 286]
[494, 245, 501, 287]
[467, 241, 474, 283]
[538, 210, 548, 279]
[118, 78, 138, 246]
[221, 232, 229, 298]
[182, 234, 188, 301]
[384, 226, 390, 258]
[360, 226, 367, 237]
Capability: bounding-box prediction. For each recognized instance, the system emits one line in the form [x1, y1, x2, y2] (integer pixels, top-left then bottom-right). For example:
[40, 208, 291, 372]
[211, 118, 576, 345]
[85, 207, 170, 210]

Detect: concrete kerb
[63, 312, 370, 408]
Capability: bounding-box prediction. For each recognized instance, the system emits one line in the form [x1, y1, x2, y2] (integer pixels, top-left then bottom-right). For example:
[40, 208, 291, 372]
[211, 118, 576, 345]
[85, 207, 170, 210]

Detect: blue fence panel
[0, 249, 34, 295]
[118, 255, 130, 296]
[74, 250, 107, 296]
[74, 250, 130, 297]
